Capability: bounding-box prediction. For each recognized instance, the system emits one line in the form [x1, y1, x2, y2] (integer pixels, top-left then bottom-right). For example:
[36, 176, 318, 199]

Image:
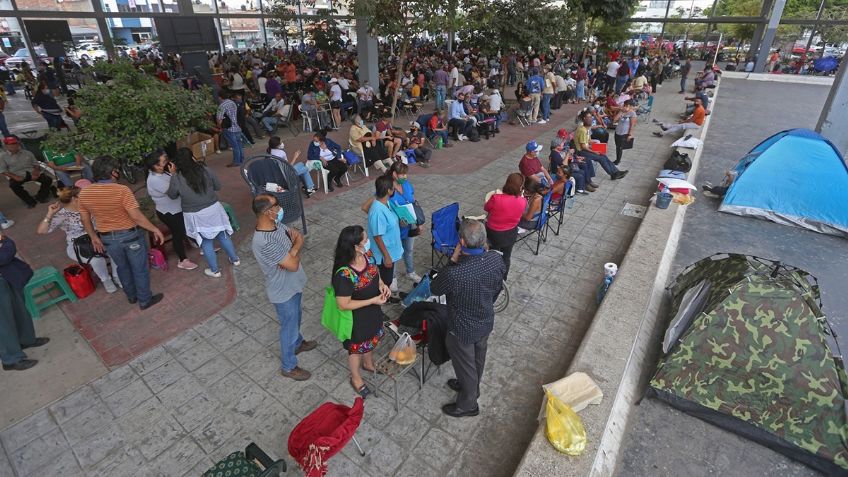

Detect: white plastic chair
[347, 141, 369, 177]
[308, 160, 351, 194]
[298, 105, 316, 133]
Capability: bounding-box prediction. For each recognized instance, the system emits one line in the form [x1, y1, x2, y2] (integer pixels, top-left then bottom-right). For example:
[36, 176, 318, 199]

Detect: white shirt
[263, 97, 286, 116]
[318, 147, 335, 162]
[258, 76, 267, 95]
[606, 61, 620, 78]
[146, 172, 182, 215]
[269, 148, 289, 162]
[330, 84, 342, 101]
[487, 90, 502, 112]
[554, 75, 567, 92]
[450, 67, 459, 86]
[357, 85, 374, 101]
[337, 77, 350, 90]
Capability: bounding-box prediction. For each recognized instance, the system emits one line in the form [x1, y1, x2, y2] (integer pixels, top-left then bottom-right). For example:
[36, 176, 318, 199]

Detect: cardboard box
[177, 132, 215, 159]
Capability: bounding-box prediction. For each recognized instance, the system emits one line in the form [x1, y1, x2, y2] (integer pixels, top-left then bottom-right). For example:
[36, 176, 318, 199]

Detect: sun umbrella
[814, 56, 839, 73]
[657, 178, 697, 190]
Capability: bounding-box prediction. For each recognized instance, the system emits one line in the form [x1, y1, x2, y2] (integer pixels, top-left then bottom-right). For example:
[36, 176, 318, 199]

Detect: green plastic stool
[221, 201, 240, 232]
[24, 266, 78, 320]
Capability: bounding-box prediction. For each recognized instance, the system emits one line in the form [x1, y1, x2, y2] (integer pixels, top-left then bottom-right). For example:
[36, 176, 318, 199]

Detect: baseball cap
[526, 141, 543, 153]
[3, 136, 19, 145]
[557, 128, 569, 138]
[410, 122, 421, 130]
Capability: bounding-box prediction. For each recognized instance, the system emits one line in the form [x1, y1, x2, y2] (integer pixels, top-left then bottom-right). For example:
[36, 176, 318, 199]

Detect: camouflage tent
[650, 254, 848, 475]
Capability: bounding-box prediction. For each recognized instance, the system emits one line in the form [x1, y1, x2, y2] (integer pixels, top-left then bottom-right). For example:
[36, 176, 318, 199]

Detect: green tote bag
[321, 267, 354, 342]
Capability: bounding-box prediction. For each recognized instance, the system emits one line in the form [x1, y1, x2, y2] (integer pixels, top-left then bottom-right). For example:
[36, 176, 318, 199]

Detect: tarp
[650, 254, 848, 475]
[719, 129, 848, 237]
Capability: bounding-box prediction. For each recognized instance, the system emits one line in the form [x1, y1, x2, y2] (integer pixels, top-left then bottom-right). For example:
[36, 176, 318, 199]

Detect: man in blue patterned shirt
[431, 219, 504, 417]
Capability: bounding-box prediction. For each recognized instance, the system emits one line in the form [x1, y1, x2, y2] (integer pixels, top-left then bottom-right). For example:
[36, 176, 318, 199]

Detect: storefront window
[216, 0, 259, 14]
[191, 0, 216, 14]
[220, 17, 264, 50]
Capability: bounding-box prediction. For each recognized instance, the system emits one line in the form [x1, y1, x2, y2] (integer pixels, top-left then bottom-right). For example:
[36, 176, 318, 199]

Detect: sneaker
[230, 259, 241, 266]
[390, 278, 398, 293]
[577, 189, 589, 195]
[102, 279, 118, 294]
[204, 268, 222, 278]
[407, 271, 423, 283]
[517, 227, 528, 234]
[280, 366, 311, 381]
[0, 219, 13, 230]
[537, 119, 547, 124]
[177, 259, 198, 270]
[458, 135, 467, 141]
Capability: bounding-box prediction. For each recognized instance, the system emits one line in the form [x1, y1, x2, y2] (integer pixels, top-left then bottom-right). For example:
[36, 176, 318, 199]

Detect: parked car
[73, 43, 108, 61]
[5, 47, 50, 69]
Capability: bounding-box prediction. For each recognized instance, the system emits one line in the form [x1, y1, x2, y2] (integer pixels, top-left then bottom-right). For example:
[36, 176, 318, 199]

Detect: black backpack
[663, 151, 692, 172]
[467, 127, 481, 142]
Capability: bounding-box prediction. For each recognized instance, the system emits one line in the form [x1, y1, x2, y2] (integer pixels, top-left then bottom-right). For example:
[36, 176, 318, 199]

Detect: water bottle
[436, 136, 443, 149]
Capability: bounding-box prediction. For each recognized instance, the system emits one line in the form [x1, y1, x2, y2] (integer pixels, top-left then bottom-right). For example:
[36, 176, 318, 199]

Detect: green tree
[44, 61, 215, 164]
[570, 0, 638, 23]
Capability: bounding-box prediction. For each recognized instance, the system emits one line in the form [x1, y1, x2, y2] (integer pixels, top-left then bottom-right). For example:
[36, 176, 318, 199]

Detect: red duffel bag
[64, 264, 95, 299]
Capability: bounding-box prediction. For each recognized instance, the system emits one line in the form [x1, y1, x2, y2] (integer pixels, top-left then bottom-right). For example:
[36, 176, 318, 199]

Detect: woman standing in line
[613, 100, 637, 165]
[167, 148, 240, 278]
[145, 149, 198, 270]
[483, 173, 527, 280]
[332, 225, 391, 398]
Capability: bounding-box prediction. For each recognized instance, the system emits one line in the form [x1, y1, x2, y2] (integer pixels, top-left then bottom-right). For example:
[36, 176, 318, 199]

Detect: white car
[73, 43, 108, 61]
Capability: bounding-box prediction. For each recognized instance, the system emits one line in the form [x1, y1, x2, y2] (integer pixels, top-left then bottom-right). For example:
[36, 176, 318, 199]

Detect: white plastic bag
[389, 332, 417, 365]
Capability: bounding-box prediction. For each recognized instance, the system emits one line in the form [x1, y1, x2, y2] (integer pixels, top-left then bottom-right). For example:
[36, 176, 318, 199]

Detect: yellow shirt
[349, 124, 370, 156]
[411, 84, 421, 98]
[575, 125, 591, 151]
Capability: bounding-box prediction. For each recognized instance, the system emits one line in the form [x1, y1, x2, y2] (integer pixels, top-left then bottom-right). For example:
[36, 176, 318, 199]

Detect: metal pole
[297, 0, 305, 51]
[753, 0, 786, 72]
[816, 54, 848, 155]
[659, 0, 673, 41]
[803, 0, 826, 61]
[712, 32, 722, 65]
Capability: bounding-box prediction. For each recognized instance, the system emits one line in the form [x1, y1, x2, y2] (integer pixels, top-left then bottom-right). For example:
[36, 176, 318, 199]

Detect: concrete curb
[513, 83, 720, 477]
[722, 71, 834, 85]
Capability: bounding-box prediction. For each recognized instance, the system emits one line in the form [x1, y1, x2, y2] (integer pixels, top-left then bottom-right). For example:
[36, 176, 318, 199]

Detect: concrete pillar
[355, 17, 379, 91]
[754, 0, 786, 72]
[748, 0, 774, 62]
[816, 58, 848, 156]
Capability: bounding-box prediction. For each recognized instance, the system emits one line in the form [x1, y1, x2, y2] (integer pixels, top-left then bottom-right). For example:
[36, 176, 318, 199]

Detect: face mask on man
[272, 207, 284, 225]
[313, 141, 320, 147]
[42, 88, 49, 94]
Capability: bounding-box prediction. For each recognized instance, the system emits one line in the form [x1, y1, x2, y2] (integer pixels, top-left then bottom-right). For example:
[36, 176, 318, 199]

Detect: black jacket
[0, 236, 33, 293]
[398, 301, 452, 365]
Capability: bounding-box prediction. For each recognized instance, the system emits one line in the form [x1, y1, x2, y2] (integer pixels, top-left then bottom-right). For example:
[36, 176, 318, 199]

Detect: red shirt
[428, 114, 441, 131]
[519, 153, 543, 177]
[484, 194, 527, 231]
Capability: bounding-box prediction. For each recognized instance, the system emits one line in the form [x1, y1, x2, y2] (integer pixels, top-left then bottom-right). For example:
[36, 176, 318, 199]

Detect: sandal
[350, 379, 372, 399]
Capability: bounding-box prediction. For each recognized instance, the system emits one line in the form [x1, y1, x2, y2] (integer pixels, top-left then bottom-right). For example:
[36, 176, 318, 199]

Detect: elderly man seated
[261, 92, 288, 133]
[448, 92, 475, 141]
[1, 136, 54, 208]
[519, 141, 553, 187]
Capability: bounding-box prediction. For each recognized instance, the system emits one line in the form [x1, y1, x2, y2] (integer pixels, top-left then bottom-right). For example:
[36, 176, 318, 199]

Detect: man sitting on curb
[653, 97, 705, 137]
[448, 92, 474, 141]
[575, 111, 628, 181]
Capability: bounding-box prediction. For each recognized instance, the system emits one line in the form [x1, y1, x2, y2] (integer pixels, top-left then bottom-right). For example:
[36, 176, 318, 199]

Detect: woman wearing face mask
[31, 80, 67, 130]
[306, 129, 348, 192]
[36, 184, 122, 293]
[332, 225, 391, 399]
[348, 114, 390, 171]
[167, 148, 240, 278]
[144, 149, 198, 270]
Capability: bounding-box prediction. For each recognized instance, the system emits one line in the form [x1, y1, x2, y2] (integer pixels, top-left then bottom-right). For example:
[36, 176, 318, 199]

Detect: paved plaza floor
[1, 84, 687, 476]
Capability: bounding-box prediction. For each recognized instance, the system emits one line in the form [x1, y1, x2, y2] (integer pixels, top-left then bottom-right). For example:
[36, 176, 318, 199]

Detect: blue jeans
[577, 150, 618, 177]
[261, 116, 277, 132]
[680, 77, 687, 92]
[402, 236, 415, 274]
[292, 163, 315, 190]
[55, 163, 94, 187]
[0, 211, 7, 224]
[200, 230, 239, 273]
[223, 130, 244, 165]
[0, 278, 35, 365]
[615, 76, 627, 94]
[0, 112, 9, 137]
[435, 85, 446, 110]
[274, 293, 304, 372]
[4, 81, 15, 96]
[541, 93, 552, 120]
[100, 228, 152, 306]
[576, 80, 585, 100]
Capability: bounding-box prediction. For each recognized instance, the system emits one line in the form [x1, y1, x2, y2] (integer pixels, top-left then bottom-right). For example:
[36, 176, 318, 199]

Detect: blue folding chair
[546, 180, 574, 239]
[515, 190, 552, 255]
[431, 202, 461, 267]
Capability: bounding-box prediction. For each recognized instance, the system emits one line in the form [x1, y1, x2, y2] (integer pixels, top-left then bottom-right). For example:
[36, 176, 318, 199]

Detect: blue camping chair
[515, 190, 553, 255]
[241, 154, 308, 234]
[545, 180, 574, 239]
[416, 113, 437, 147]
[637, 95, 654, 119]
[431, 202, 461, 267]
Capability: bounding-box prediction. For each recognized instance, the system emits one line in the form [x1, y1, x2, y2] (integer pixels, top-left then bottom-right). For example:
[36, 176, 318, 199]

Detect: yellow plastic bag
[544, 391, 587, 455]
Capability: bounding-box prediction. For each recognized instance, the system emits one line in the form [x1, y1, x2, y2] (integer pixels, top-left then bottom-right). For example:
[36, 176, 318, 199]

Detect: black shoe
[653, 132, 663, 138]
[660, 125, 668, 131]
[128, 297, 138, 305]
[21, 337, 50, 349]
[442, 403, 479, 418]
[140, 293, 164, 310]
[3, 359, 38, 371]
[612, 170, 629, 180]
[335, 181, 345, 188]
[328, 183, 335, 192]
[447, 378, 461, 392]
[613, 159, 621, 165]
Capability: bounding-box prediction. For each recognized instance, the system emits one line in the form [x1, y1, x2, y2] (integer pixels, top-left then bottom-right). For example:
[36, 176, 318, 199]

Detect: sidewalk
[1, 86, 675, 476]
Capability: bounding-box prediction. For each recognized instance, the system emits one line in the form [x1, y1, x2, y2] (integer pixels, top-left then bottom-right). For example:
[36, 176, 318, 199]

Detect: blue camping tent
[719, 129, 848, 237]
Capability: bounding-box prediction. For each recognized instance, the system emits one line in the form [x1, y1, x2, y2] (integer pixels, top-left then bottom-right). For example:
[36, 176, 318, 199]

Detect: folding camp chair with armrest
[514, 190, 553, 255]
[430, 202, 461, 267]
[203, 442, 286, 477]
[241, 154, 308, 234]
[545, 180, 574, 239]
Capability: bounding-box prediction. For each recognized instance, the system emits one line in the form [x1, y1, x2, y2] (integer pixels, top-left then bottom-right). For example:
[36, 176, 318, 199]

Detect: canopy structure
[650, 254, 848, 475]
[719, 128, 848, 237]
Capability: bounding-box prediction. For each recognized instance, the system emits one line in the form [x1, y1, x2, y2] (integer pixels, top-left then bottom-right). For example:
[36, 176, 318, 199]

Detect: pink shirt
[484, 194, 527, 232]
